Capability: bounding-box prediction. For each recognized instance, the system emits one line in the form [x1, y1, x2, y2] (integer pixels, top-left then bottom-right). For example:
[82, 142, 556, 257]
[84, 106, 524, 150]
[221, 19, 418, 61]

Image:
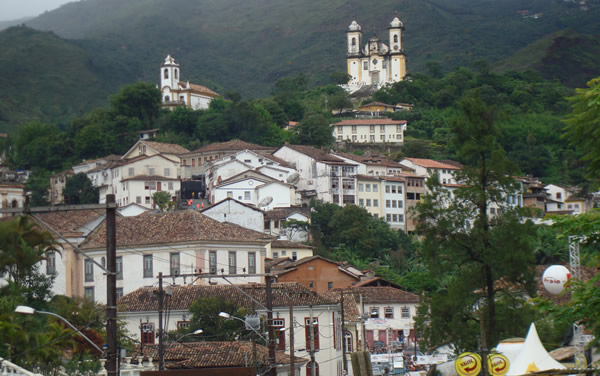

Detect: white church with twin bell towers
[160, 55, 220, 110]
[343, 15, 407, 93]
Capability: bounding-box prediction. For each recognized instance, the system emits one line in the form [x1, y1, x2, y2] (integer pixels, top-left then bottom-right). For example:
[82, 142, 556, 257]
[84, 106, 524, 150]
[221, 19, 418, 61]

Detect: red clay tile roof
[403, 158, 460, 170]
[74, 155, 122, 167]
[331, 118, 407, 126]
[335, 152, 403, 168]
[32, 209, 105, 235]
[321, 290, 361, 322]
[142, 140, 189, 155]
[356, 174, 381, 181]
[178, 82, 220, 97]
[341, 286, 419, 304]
[80, 211, 271, 249]
[118, 282, 336, 312]
[186, 140, 273, 155]
[279, 145, 351, 165]
[359, 102, 395, 108]
[121, 175, 180, 182]
[264, 207, 310, 221]
[380, 176, 406, 182]
[131, 341, 307, 369]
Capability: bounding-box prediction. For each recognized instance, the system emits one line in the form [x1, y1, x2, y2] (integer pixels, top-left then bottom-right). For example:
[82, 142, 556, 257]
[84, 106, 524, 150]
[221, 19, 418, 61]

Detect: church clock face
[373, 58, 378, 65]
[394, 45, 399, 50]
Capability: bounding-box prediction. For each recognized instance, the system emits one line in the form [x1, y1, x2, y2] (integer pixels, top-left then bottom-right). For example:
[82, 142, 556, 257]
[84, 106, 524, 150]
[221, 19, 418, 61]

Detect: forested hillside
[0, 0, 599, 130]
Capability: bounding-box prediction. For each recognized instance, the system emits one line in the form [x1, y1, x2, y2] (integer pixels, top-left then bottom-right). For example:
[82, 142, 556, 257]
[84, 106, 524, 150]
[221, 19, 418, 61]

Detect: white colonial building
[332, 118, 407, 144]
[201, 198, 266, 233]
[400, 158, 461, 186]
[212, 171, 296, 210]
[79, 210, 272, 304]
[117, 282, 343, 376]
[160, 55, 220, 110]
[273, 144, 358, 206]
[344, 16, 407, 92]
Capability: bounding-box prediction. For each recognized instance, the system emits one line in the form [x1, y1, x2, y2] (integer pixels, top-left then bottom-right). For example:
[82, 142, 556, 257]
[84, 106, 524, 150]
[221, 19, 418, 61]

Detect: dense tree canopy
[414, 92, 538, 352]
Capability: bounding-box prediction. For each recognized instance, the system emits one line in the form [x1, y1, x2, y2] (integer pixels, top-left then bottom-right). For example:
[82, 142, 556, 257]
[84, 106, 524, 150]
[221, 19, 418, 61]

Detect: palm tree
[0, 216, 58, 285]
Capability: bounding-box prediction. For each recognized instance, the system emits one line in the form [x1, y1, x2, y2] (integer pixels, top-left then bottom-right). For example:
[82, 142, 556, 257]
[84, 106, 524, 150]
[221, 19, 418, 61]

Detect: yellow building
[356, 175, 384, 219]
[358, 102, 396, 114]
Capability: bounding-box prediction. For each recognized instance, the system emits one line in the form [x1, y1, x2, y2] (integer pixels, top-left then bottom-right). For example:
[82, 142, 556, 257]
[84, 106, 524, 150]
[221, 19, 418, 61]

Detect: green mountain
[1, 0, 599, 130]
[0, 27, 117, 131]
[496, 30, 600, 88]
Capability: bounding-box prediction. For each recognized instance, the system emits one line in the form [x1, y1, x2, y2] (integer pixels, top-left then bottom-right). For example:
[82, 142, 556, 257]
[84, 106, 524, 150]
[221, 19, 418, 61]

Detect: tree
[152, 191, 174, 212]
[26, 169, 51, 207]
[281, 218, 309, 241]
[563, 77, 600, 182]
[109, 82, 161, 129]
[329, 71, 351, 85]
[64, 173, 99, 204]
[415, 91, 538, 352]
[185, 297, 251, 341]
[297, 113, 333, 147]
[0, 216, 57, 287]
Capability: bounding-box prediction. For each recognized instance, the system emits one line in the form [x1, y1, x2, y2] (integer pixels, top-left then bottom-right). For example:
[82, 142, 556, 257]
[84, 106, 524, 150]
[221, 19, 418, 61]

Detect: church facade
[160, 55, 220, 110]
[345, 16, 407, 92]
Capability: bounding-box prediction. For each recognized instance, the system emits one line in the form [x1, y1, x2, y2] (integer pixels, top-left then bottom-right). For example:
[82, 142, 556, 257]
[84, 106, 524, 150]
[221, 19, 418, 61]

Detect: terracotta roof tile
[121, 175, 180, 182]
[80, 211, 271, 249]
[264, 207, 311, 221]
[340, 286, 419, 304]
[359, 102, 395, 108]
[142, 140, 189, 155]
[178, 82, 220, 97]
[331, 118, 406, 126]
[281, 145, 349, 164]
[131, 341, 307, 369]
[118, 282, 336, 312]
[186, 140, 273, 155]
[404, 158, 460, 170]
[32, 209, 105, 235]
[321, 290, 361, 322]
[334, 151, 403, 168]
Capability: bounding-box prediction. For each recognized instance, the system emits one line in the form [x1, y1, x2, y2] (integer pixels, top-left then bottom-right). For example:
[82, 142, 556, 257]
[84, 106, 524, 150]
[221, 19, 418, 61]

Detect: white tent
[504, 323, 566, 375]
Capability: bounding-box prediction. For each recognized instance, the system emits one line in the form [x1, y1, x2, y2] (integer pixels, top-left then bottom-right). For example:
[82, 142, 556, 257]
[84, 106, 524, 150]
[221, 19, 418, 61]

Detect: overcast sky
[0, 0, 73, 21]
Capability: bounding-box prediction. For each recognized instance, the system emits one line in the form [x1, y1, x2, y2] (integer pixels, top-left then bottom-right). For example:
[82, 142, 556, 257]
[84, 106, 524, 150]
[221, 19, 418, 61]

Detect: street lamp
[173, 329, 203, 342]
[14, 305, 103, 354]
[218, 312, 266, 341]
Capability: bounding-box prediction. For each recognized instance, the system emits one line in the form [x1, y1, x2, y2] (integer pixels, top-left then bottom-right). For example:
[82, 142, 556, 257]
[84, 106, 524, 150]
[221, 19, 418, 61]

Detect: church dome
[390, 16, 403, 28]
[347, 20, 362, 32]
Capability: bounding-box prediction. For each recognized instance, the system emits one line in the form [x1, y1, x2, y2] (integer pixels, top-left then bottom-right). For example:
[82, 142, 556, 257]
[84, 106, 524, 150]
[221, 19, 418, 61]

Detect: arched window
[164, 68, 169, 79]
[351, 37, 356, 46]
[174, 69, 178, 79]
[394, 35, 398, 43]
[164, 95, 170, 102]
[11, 199, 18, 208]
[344, 331, 353, 352]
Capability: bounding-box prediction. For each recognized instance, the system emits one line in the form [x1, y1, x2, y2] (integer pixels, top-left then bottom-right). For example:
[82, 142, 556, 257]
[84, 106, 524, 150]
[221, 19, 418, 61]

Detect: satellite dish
[258, 196, 273, 207]
[542, 265, 571, 295]
[286, 172, 300, 185]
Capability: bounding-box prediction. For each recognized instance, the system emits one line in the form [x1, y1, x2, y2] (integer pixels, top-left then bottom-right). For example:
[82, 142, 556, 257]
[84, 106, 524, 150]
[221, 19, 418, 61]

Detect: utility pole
[289, 299, 295, 376]
[265, 265, 276, 376]
[158, 272, 165, 371]
[341, 290, 347, 373]
[309, 305, 316, 376]
[106, 194, 117, 376]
